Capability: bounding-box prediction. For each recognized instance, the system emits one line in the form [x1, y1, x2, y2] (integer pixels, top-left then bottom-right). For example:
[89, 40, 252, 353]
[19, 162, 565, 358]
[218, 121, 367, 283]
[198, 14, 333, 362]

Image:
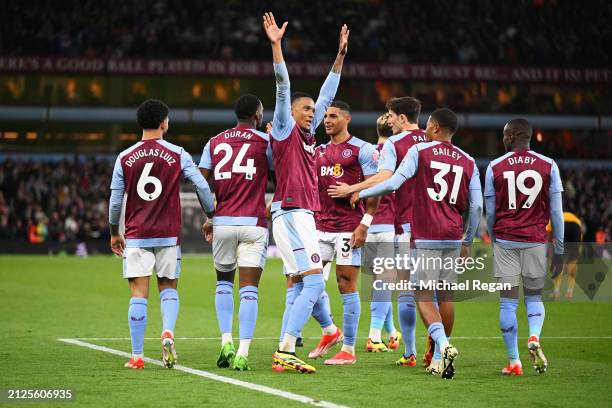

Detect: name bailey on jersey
[124, 148, 177, 167]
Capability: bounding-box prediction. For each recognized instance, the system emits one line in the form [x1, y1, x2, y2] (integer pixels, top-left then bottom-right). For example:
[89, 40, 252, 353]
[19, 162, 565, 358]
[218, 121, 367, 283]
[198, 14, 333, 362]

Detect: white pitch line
[58, 338, 348, 408]
[73, 336, 612, 341]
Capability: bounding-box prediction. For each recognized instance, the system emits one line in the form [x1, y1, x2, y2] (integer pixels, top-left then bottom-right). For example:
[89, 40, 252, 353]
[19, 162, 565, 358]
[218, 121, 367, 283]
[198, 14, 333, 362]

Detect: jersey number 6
[137, 162, 162, 201]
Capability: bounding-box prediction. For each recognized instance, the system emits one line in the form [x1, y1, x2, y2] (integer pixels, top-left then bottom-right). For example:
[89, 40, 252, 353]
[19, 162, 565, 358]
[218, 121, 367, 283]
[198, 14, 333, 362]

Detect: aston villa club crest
[342, 149, 352, 158]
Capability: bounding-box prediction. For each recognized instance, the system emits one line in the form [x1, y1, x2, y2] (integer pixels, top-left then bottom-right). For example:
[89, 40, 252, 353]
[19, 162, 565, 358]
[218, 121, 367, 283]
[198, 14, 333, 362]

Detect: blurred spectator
[1, 0, 610, 66]
[0, 158, 611, 251]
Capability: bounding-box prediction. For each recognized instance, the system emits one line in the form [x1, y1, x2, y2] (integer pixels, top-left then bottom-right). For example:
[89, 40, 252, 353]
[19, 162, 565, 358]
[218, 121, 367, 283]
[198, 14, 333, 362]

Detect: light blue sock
[286, 275, 324, 338]
[500, 297, 520, 361]
[341, 292, 361, 346]
[428, 322, 448, 352]
[432, 294, 442, 360]
[239, 286, 258, 340]
[128, 297, 147, 355]
[215, 281, 234, 335]
[525, 295, 545, 338]
[160, 288, 179, 333]
[312, 290, 334, 329]
[370, 301, 389, 330]
[280, 282, 303, 341]
[383, 302, 396, 334]
[398, 291, 416, 356]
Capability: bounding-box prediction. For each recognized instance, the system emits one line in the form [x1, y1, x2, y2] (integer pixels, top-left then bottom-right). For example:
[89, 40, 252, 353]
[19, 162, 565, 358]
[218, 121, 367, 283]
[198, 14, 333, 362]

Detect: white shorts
[318, 231, 362, 266]
[123, 246, 181, 279]
[273, 211, 323, 276]
[212, 225, 268, 272]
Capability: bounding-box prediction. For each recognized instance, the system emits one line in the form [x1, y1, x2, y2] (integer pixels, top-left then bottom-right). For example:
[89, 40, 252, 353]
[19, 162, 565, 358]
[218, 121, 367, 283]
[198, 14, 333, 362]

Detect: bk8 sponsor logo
[320, 163, 344, 178]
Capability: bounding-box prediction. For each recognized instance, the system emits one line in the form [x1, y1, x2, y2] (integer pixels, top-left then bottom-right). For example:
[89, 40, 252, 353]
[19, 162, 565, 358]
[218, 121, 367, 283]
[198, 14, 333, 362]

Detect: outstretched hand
[263, 12, 288, 44]
[338, 24, 349, 55]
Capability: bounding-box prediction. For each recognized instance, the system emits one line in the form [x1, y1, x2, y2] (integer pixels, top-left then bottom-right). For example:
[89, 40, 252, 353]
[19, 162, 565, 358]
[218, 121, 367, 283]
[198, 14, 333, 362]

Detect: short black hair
[430, 108, 458, 134]
[330, 100, 351, 113]
[291, 91, 313, 105]
[137, 99, 169, 130]
[505, 118, 532, 139]
[234, 94, 262, 120]
[386, 96, 421, 124]
[376, 113, 393, 137]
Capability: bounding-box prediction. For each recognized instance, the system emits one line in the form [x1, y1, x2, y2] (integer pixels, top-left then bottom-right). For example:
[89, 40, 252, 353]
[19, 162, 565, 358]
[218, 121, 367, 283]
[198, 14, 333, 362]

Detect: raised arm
[264, 12, 293, 141]
[312, 25, 349, 131]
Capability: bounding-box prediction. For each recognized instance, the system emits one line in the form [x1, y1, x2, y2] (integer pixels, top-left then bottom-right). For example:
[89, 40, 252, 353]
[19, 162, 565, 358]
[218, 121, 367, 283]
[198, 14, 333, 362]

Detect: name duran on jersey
[124, 147, 177, 167]
[199, 124, 271, 227]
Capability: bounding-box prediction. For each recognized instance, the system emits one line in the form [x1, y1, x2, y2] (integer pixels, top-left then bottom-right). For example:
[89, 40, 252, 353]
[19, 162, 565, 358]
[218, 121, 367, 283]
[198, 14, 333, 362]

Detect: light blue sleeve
[395, 145, 419, 180]
[378, 139, 397, 172]
[108, 157, 124, 225]
[358, 143, 379, 176]
[181, 150, 215, 215]
[484, 164, 495, 197]
[312, 71, 341, 131]
[359, 171, 408, 199]
[550, 161, 564, 194]
[266, 141, 274, 171]
[198, 141, 212, 169]
[464, 166, 483, 246]
[484, 164, 496, 239]
[485, 195, 496, 240]
[550, 191, 564, 254]
[271, 63, 294, 141]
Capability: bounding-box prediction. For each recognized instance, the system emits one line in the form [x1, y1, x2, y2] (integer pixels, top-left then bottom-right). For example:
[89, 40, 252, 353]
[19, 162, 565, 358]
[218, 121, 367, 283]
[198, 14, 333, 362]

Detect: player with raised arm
[108, 99, 215, 370]
[199, 94, 272, 371]
[330, 97, 426, 367]
[484, 118, 564, 376]
[263, 12, 348, 373]
[365, 113, 402, 353]
[306, 101, 379, 365]
[350, 108, 483, 379]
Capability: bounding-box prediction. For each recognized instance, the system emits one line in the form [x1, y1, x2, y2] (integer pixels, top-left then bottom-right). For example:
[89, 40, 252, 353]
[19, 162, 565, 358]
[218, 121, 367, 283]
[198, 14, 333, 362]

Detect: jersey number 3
[214, 143, 256, 181]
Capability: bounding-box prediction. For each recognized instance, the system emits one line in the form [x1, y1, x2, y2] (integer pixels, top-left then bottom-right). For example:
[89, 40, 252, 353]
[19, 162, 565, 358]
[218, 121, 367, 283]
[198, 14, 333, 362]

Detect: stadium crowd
[2, 0, 610, 66]
[0, 158, 610, 248]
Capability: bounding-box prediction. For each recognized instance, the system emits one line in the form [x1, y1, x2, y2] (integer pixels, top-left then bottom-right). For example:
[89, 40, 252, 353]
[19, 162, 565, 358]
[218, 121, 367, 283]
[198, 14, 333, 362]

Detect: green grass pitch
[2, 255, 611, 407]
